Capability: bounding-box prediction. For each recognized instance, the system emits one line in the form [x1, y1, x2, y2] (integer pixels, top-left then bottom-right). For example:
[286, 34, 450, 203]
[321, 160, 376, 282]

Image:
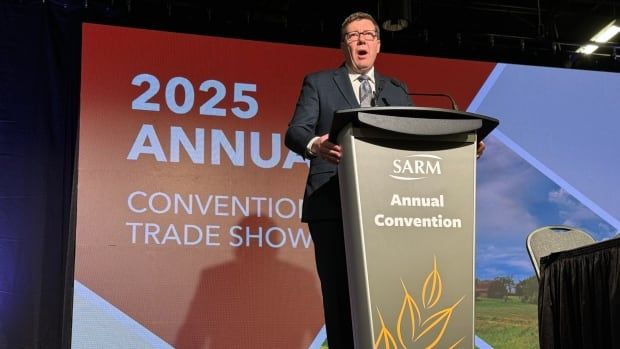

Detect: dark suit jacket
[285, 65, 413, 222]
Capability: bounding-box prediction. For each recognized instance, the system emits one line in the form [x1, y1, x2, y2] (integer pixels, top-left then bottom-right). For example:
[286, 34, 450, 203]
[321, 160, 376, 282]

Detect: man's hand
[477, 141, 486, 159]
[312, 134, 342, 164]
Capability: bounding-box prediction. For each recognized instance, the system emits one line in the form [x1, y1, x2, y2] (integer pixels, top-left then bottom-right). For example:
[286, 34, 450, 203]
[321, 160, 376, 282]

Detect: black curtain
[538, 237, 620, 349]
[0, 1, 81, 348]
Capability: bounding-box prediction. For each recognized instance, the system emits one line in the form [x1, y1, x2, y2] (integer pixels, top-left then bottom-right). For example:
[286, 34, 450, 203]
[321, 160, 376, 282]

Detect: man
[285, 11, 485, 348]
[284, 12, 412, 348]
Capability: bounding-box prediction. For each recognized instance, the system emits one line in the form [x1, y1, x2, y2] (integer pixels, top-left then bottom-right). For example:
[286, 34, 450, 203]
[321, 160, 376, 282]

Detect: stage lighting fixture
[591, 19, 620, 43]
[576, 44, 599, 54]
[577, 19, 620, 55]
[378, 0, 411, 32]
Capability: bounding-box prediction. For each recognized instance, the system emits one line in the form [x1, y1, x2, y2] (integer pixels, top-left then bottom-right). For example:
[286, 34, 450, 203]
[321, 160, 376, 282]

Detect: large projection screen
[74, 23, 619, 348]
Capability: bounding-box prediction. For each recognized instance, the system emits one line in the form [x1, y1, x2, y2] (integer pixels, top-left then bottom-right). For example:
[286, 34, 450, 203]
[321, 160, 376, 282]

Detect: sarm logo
[390, 154, 442, 181]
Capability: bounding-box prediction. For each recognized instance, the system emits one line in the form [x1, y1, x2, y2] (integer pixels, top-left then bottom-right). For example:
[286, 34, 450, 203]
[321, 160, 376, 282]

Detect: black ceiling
[84, 0, 620, 72]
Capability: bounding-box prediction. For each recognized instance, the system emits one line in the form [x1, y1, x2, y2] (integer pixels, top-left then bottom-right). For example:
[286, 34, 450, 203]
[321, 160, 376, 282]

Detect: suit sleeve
[398, 80, 414, 106]
[285, 75, 320, 158]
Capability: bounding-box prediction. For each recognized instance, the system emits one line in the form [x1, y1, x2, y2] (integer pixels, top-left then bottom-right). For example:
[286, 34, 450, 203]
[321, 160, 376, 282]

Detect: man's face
[341, 19, 381, 73]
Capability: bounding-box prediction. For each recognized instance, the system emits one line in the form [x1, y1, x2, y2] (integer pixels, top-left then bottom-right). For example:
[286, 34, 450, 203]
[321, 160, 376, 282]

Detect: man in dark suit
[284, 12, 413, 348]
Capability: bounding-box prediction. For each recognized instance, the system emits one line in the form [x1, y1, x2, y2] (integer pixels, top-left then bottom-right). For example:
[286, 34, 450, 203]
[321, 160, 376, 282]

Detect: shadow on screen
[174, 215, 323, 348]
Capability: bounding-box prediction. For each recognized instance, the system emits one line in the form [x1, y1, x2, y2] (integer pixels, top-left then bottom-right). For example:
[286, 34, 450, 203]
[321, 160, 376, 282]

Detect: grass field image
[475, 296, 538, 349]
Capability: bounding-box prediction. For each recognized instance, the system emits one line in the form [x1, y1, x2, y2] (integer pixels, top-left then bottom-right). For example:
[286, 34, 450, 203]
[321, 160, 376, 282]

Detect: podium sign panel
[334, 107, 497, 349]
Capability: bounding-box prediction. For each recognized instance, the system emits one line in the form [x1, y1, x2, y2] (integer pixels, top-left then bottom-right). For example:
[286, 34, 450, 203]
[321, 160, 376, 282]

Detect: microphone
[371, 91, 382, 107]
[373, 79, 400, 106]
[407, 92, 460, 111]
[389, 78, 459, 111]
[371, 79, 384, 106]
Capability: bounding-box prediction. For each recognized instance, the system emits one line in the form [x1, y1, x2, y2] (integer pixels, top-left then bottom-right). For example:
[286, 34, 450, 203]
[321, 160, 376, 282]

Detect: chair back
[526, 225, 595, 278]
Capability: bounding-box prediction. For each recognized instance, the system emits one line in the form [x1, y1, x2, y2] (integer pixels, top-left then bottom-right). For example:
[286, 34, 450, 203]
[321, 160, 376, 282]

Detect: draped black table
[538, 237, 620, 349]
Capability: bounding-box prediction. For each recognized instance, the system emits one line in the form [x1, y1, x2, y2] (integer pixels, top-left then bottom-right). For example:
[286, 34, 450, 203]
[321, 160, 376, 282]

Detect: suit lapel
[333, 66, 358, 108]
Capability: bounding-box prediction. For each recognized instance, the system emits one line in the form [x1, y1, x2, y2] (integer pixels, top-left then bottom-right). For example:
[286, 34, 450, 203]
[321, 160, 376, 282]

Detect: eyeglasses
[344, 30, 378, 42]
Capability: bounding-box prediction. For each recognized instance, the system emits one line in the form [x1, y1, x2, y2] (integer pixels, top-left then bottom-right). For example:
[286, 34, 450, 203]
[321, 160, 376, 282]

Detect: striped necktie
[358, 74, 372, 107]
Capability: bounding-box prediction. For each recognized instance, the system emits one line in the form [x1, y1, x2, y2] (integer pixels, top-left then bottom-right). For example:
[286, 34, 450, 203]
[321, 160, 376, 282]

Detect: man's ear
[377, 40, 381, 53]
[340, 42, 351, 59]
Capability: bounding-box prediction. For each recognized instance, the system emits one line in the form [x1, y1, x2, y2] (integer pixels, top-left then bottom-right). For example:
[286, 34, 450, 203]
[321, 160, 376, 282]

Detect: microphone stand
[407, 92, 459, 111]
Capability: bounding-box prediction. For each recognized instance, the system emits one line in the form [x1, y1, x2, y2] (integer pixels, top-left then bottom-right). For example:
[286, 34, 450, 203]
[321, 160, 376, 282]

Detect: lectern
[330, 107, 498, 349]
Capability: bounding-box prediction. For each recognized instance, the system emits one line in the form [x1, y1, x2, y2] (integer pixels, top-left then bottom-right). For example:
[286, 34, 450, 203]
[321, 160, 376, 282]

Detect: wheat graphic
[373, 256, 466, 349]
